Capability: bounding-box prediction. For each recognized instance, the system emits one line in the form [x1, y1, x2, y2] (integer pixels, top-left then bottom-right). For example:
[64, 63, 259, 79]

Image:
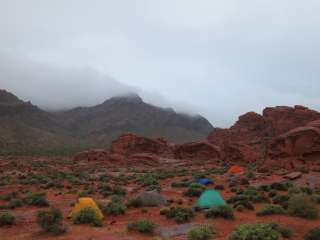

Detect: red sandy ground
[0, 156, 320, 240]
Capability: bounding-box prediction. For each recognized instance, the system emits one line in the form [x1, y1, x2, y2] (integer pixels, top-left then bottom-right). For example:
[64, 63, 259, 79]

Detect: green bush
[205, 205, 234, 219]
[0, 192, 18, 201]
[127, 219, 155, 233]
[272, 194, 290, 209]
[304, 228, 320, 240]
[228, 223, 279, 240]
[0, 212, 15, 226]
[126, 198, 142, 208]
[271, 182, 290, 191]
[72, 207, 102, 227]
[23, 192, 49, 207]
[256, 204, 287, 216]
[138, 174, 158, 187]
[171, 180, 191, 188]
[36, 208, 66, 235]
[288, 194, 318, 219]
[99, 198, 126, 216]
[7, 199, 23, 209]
[188, 225, 215, 240]
[161, 207, 195, 223]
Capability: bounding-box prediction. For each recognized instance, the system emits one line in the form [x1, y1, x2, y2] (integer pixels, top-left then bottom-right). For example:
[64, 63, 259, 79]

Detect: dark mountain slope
[0, 90, 213, 153]
[56, 93, 213, 146]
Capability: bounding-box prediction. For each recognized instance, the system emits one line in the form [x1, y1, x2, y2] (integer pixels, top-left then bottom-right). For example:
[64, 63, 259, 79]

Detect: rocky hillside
[0, 90, 213, 154]
[208, 105, 320, 169]
[54, 93, 213, 146]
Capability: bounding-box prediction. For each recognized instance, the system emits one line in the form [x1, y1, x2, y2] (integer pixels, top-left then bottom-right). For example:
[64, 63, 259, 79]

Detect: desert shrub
[171, 180, 191, 188]
[272, 194, 290, 209]
[0, 175, 10, 186]
[0, 212, 15, 226]
[138, 174, 158, 187]
[161, 207, 195, 223]
[228, 223, 279, 240]
[36, 208, 66, 235]
[312, 194, 320, 204]
[127, 219, 155, 233]
[287, 194, 318, 219]
[0, 192, 18, 201]
[205, 205, 234, 219]
[126, 198, 142, 208]
[98, 197, 126, 216]
[227, 195, 254, 210]
[258, 185, 271, 192]
[7, 199, 23, 209]
[78, 187, 94, 197]
[97, 183, 126, 197]
[72, 207, 102, 227]
[304, 228, 320, 240]
[274, 224, 292, 239]
[97, 183, 112, 197]
[240, 186, 268, 203]
[184, 183, 205, 197]
[111, 185, 126, 196]
[256, 204, 287, 216]
[246, 171, 256, 179]
[270, 182, 291, 191]
[146, 184, 161, 192]
[23, 192, 49, 207]
[240, 178, 249, 185]
[268, 190, 277, 198]
[187, 224, 215, 240]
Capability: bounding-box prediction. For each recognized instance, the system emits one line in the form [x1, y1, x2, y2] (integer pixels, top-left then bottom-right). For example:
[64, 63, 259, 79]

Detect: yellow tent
[70, 197, 103, 220]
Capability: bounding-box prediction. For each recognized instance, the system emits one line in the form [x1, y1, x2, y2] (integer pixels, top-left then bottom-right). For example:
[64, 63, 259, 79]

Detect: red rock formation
[174, 140, 221, 160]
[110, 133, 173, 158]
[268, 125, 320, 161]
[73, 149, 109, 162]
[263, 105, 320, 136]
[208, 106, 320, 163]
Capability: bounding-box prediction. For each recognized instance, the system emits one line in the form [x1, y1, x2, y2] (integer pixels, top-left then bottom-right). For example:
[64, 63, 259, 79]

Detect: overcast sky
[1, 1, 319, 127]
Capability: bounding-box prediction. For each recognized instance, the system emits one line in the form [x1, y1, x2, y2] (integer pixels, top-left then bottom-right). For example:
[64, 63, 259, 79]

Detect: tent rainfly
[70, 197, 104, 220]
[196, 189, 226, 209]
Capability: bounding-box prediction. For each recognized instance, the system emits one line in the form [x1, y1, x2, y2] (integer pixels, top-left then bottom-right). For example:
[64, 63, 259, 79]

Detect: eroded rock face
[263, 105, 320, 136]
[208, 106, 320, 163]
[268, 126, 320, 160]
[110, 133, 173, 157]
[174, 140, 221, 160]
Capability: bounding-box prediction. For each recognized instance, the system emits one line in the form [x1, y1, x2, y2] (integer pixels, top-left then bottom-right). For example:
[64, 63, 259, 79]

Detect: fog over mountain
[1, 1, 320, 126]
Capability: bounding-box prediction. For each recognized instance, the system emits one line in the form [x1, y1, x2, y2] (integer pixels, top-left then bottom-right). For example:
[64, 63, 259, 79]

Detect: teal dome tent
[196, 189, 226, 209]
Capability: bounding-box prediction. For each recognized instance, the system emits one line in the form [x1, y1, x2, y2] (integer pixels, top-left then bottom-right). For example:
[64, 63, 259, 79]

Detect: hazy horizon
[1, 1, 320, 127]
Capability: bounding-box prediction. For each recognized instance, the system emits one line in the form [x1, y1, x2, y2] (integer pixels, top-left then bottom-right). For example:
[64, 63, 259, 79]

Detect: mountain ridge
[0, 89, 213, 154]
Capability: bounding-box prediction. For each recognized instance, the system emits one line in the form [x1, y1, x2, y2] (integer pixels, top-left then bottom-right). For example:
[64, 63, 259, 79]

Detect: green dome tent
[196, 189, 226, 209]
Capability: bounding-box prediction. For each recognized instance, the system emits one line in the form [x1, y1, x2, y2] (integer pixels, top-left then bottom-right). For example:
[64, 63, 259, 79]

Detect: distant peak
[106, 93, 143, 104]
[0, 89, 22, 105]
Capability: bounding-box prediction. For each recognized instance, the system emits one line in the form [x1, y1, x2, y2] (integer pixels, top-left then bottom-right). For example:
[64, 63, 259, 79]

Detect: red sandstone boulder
[174, 140, 221, 160]
[111, 133, 173, 157]
[221, 143, 260, 163]
[268, 126, 320, 161]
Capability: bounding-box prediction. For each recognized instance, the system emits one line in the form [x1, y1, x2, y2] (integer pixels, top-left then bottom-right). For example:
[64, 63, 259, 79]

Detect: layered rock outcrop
[208, 106, 320, 164]
[73, 105, 320, 170]
[174, 140, 221, 160]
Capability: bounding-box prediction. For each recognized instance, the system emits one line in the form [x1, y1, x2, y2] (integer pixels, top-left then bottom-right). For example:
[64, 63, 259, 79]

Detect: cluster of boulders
[73, 133, 223, 166]
[208, 105, 320, 170]
[74, 105, 320, 171]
